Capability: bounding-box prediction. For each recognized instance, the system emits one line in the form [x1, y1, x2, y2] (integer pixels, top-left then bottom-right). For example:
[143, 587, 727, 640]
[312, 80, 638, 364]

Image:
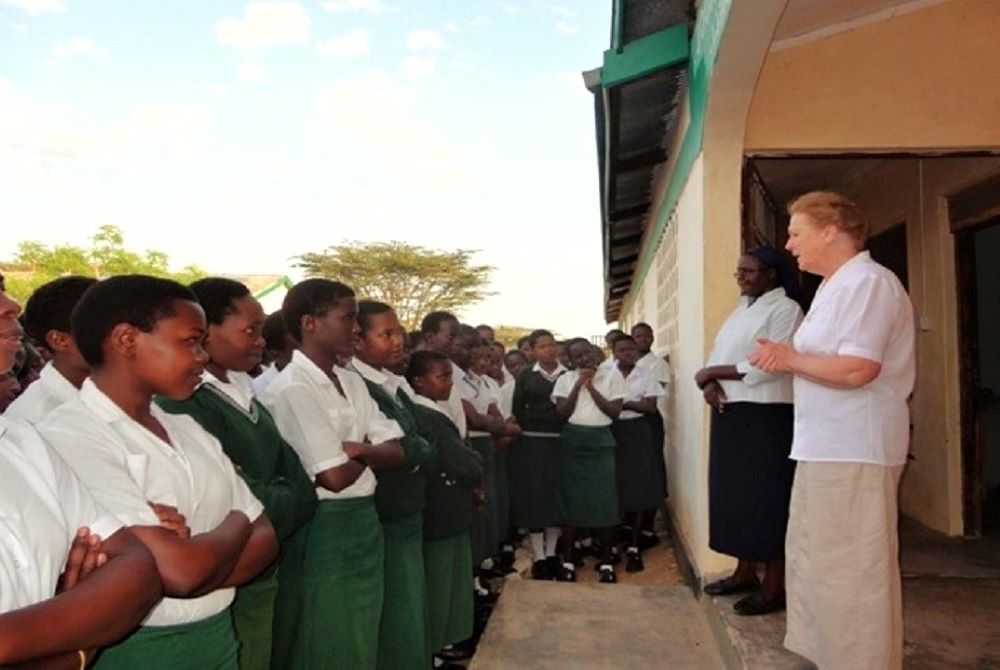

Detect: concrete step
[470, 579, 726, 670]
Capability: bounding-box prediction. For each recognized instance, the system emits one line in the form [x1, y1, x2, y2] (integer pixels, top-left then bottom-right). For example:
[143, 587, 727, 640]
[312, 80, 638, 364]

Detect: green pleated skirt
[272, 496, 385, 670]
[94, 609, 238, 670]
[509, 434, 563, 529]
[558, 424, 620, 528]
[232, 567, 278, 670]
[611, 417, 665, 513]
[424, 532, 473, 653]
[377, 512, 428, 670]
[468, 436, 497, 564]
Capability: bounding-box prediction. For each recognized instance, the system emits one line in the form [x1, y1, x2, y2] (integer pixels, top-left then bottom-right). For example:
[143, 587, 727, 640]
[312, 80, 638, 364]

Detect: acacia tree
[295, 241, 493, 331]
[0, 224, 205, 303]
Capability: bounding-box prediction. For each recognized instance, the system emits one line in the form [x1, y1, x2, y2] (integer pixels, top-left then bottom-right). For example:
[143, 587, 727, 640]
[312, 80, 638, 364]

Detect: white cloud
[315, 28, 370, 58]
[547, 4, 576, 18]
[405, 29, 445, 51]
[321, 0, 393, 14]
[554, 21, 577, 34]
[443, 22, 459, 33]
[215, 1, 311, 51]
[1, 0, 62, 14]
[315, 72, 474, 193]
[13, 24, 29, 35]
[500, 3, 521, 16]
[400, 55, 438, 81]
[51, 37, 106, 60]
[469, 16, 491, 28]
[237, 62, 270, 83]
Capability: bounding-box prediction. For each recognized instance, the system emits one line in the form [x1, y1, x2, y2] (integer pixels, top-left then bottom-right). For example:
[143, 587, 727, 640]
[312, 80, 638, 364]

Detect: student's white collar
[532, 361, 567, 380]
[411, 392, 452, 419]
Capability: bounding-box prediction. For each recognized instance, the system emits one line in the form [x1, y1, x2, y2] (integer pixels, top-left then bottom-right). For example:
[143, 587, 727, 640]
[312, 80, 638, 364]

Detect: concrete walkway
[471, 579, 726, 670]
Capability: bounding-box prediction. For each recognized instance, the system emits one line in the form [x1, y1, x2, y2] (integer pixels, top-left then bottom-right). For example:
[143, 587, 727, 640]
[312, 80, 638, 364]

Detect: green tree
[0, 225, 207, 304]
[295, 241, 494, 331]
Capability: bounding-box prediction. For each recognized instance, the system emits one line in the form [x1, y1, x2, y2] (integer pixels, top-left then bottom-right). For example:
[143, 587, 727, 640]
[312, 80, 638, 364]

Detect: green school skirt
[270, 523, 310, 668]
[232, 567, 278, 670]
[424, 532, 473, 653]
[468, 436, 497, 564]
[94, 609, 238, 670]
[494, 443, 511, 543]
[558, 424, 620, 528]
[377, 512, 427, 670]
[278, 497, 385, 670]
[611, 417, 664, 513]
[509, 434, 563, 529]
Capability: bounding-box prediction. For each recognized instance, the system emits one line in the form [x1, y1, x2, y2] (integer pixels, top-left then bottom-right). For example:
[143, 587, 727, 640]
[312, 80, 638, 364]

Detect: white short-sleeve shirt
[260, 350, 404, 500]
[635, 352, 672, 389]
[0, 417, 122, 614]
[459, 371, 500, 438]
[551, 367, 627, 427]
[790, 251, 915, 465]
[616, 364, 664, 420]
[706, 287, 804, 405]
[37, 380, 265, 626]
[4, 362, 79, 425]
[440, 361, 469, 439]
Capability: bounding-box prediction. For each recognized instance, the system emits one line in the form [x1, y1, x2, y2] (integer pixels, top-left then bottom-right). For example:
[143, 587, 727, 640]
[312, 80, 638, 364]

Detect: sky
[0, 0, 613, 338]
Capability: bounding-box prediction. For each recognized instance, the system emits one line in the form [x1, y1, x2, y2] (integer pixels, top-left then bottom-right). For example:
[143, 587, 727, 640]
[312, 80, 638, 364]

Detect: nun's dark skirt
[709, 402, 795, 561]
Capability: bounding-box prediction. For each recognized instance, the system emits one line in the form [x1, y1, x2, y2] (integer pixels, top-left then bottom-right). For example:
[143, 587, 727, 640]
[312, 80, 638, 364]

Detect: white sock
[580, 536, 594, 548]
[480, 557, 494, 571]
[544, 527, 561, 557]
[529, 532, 545, 561]
[474, 576, 489, 595]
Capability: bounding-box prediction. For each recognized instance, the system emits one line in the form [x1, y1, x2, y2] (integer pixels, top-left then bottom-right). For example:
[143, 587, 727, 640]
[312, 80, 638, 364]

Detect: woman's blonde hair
[787, 191, 869, 247]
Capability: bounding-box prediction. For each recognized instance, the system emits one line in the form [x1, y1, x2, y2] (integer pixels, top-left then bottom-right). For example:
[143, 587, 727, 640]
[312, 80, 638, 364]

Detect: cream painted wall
[746, 0, 1000, 152]
[846, 157, 1000, 534]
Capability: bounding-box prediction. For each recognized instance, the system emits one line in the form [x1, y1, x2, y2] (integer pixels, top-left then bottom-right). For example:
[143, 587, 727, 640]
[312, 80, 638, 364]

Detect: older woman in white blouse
[751, 191, 915, 670]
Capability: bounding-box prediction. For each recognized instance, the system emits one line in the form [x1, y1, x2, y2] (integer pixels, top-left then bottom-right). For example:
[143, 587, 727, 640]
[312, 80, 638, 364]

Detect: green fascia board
[600, 24, 689, 88]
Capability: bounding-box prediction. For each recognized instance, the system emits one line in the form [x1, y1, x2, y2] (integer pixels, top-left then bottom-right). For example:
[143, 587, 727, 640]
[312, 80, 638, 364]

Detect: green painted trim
[618, 0, 733, 318]
[254, 275, 294, 300]
[600, 24, 689, 88]
[610, 0, 625, 53]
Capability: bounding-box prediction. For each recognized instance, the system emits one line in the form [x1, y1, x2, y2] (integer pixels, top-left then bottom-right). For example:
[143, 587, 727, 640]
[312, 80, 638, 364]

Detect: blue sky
[0, 0, 612, 337]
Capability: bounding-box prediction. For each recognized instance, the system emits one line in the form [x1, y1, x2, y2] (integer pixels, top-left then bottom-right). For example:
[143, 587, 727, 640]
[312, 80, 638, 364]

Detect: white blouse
[38, 380, 264, 626]
[706, 287, 803, 404]
[459, 372, 499, 438]
[4, 362, 79, 425]
[790, 252, 915, 466]
[0, 417, 121, 614]
[551, 367, 627, 427]
[260, 350, 403, 500]
[616, 364, 664, 420]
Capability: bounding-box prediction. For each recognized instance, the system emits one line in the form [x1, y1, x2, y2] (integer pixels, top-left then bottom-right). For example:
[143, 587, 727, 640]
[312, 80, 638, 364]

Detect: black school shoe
[436, 638, 476, 662]
[499, 544, 516, 570]
[597, 564, 617, 584]
[531, 559, 551, 580]
[556, 563, 577, 582]
[625, 547, 644, 573]
[545, 555, 562, 579]
[637, 531, 661, 552]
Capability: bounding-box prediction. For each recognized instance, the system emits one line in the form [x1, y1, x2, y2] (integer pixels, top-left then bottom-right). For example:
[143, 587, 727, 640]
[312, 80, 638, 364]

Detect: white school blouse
[0, 417, 122, 614]
[37, 380, 264, 626]
[459, 372, 498, 438]
[441, 362, 469, 439]
[789, 252, 915, 466]
[705, 287, 803, 405]
[551, 368, 627, 427]
[348, 357, 413, 401]
[616, 364, 664, 420]
[636, 351, 672, 389]
[4, 362, 79, 425]
[260, 350, 404, 500]
[201, 369, 255, 411]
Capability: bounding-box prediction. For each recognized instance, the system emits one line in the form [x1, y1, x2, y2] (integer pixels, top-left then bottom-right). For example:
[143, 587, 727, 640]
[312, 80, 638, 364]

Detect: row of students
[2, 270, 672, 667]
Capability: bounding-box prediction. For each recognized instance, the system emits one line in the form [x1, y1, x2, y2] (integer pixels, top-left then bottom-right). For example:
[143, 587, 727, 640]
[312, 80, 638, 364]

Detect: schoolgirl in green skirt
[353, 301, 438, 670]
[551, 338, 627, 584]
[261, 280, 406, 670]
[156, 278, 318, 670]
[406, 351, 485, 660]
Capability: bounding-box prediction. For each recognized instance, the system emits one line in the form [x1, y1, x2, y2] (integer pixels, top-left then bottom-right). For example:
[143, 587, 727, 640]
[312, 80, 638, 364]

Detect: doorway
[956, 216, 1000, 537]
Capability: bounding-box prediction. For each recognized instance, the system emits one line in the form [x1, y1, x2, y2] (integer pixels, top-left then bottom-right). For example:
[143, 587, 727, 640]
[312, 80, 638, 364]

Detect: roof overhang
[586, 22, 689, 322]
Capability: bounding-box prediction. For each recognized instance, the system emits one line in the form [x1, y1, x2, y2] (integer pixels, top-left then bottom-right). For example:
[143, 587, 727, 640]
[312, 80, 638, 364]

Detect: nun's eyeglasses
[734, 268, 763, 278]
